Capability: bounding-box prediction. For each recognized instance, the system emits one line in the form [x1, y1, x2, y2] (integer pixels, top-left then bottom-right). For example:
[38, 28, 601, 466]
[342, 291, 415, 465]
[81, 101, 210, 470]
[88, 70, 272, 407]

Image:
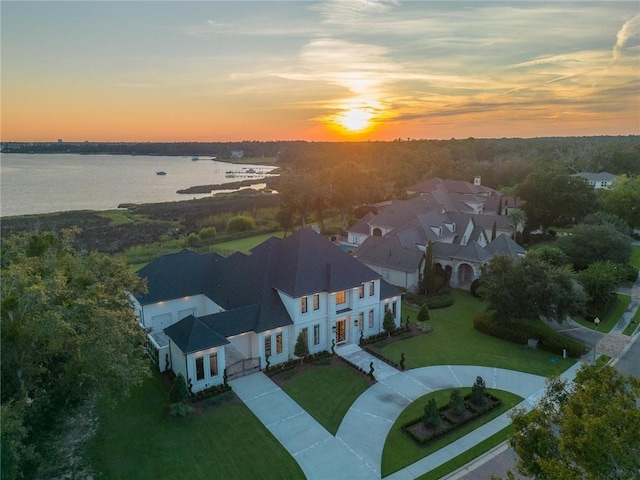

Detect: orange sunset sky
[2, 1, 639, 142]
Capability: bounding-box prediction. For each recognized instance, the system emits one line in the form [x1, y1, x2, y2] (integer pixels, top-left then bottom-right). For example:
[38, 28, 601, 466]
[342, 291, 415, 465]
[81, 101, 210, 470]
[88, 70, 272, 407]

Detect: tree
[449, 389, 466, 415]
[516, 170, 598, 232]
[508, 365, 640, 480]
[226, 214, 256, 232]
[1, 230, 150, 477]
[383, 308, 396, 338]
[478, 254, 586, 323]
[556, 223, 632, 270]
[470, 376, 487, 405]
[578, 261, 623, 315]
[505, 208, 526, 236]
[417, 303, 430, 323]
[293, 330, 309, 362]
[423, 398, 440, 427]
[169, 373, 189, 403]
[419, 241, 437, 295]
[528, 245, 568, 267]
[600, 174, 640, 229]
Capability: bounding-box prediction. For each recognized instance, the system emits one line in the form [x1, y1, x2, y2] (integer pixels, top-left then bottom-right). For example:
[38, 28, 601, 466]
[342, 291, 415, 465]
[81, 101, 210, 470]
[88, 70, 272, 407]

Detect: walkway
[231, 345, 582, 480]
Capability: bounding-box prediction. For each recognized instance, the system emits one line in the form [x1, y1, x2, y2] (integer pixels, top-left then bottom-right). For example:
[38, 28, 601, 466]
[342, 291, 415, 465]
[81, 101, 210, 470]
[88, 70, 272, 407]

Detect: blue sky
[2, 1, 639, 141]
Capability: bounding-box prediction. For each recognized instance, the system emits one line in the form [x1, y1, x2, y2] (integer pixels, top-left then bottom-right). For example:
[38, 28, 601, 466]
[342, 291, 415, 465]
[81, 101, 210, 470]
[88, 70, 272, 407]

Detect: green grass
[209, 231, 285, 255]
[573, 293, 631, 333]
[90, 374, 304, 480]
[282, 365, 369, 434]
[382, 388, 523, 476]
[623, 308, 640, 336]
[384, 291, 575, 377]
[416, 428, 513, 480]
[630, 245, 640, 270]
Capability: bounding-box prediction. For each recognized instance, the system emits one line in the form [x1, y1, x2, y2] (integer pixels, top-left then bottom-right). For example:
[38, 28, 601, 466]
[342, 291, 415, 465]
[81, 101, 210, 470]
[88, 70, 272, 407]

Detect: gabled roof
[354, 232, 425, 273]
[135, 250, 223, 305]
[272, 228, 381, 297]
[164, 314, 229, 355]
[485, 234, 526, 257]
[406, 177, 499, 196]
[141, 229, 399, 353]
[572, 172, 617, 182]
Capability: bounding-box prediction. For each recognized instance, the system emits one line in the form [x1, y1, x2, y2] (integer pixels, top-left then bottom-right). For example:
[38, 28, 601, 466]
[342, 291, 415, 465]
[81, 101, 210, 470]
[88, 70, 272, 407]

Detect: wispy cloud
[613, 14, 640, 61]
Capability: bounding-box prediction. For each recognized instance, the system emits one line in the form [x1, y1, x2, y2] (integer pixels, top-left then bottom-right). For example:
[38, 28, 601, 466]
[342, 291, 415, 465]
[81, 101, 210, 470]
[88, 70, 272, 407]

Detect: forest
[2, 136, 639, 255]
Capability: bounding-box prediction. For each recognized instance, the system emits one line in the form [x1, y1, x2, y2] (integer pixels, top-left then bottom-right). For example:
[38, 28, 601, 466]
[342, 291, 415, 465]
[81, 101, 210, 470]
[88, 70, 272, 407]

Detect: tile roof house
[346, 181, 524, 292]
[132, 229, 402, 392]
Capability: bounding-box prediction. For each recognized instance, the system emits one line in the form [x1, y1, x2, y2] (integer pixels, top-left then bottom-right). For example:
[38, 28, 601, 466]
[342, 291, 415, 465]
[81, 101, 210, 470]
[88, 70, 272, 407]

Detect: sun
[336, 108, 373, 132]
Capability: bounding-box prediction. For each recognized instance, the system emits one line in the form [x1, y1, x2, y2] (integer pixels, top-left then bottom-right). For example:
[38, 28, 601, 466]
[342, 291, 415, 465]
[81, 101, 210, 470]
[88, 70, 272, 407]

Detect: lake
[0, 154, 275, 217]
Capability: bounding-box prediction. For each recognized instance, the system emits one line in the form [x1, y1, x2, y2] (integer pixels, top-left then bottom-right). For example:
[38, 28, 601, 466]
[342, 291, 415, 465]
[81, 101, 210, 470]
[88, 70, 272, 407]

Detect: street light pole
[593, 317, 600, 363]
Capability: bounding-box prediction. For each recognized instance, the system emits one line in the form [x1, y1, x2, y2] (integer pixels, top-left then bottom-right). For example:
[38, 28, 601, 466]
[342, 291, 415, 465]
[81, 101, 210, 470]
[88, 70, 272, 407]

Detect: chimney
[474, 176, 481, 186]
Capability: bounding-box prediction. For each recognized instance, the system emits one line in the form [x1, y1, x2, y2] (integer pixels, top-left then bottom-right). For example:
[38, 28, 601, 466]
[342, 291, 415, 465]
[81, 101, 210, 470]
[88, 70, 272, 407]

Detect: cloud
[613, 14, 640, 61]
[313, 0, 398, 24]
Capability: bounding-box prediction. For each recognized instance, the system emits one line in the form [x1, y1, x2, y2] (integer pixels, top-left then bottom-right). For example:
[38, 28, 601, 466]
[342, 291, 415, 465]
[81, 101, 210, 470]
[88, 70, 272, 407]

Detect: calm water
[0, 154, 275, 217]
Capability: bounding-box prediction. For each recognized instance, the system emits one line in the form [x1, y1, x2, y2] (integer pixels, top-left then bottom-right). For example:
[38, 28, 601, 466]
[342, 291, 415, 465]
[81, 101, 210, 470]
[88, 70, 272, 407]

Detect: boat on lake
[156, 171, 167, 175]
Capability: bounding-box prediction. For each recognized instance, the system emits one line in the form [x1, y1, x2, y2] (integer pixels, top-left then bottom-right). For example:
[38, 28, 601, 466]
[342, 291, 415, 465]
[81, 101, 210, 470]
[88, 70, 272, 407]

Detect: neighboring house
[347, 192, 524, 292]
[132, 229, 402, 392]
[572, 172, 617, 189]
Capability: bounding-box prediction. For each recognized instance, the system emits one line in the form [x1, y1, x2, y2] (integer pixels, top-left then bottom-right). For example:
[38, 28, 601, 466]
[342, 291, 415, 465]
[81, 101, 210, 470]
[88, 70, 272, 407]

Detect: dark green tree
[528, 245, 568, 267]
[169, 373, 189, 403]
[509, 365, 640, 480]
[516, 170, 598, 232]
[478, 254, 586, 323]
[293, 330, 309, 363]
[470, 376, 487, 406]
[577, 261, 623, 315]
[556, 223, 632, 270]
[491, 220, 497, 241]
[417, 303, 430, 323]
[226, 214, 256, 232]
[383, 308, 396, 338]
[450, 389, 466, 415]
[600, 174, 640, 229]
[420, 241, 437, 295]
[423, 398, 440, 428]
[1, 230, 150, 477]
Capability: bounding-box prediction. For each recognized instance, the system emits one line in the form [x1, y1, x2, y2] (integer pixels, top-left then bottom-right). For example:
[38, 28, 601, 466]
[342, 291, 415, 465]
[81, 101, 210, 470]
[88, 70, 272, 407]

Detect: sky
[2, 1, 639, 142]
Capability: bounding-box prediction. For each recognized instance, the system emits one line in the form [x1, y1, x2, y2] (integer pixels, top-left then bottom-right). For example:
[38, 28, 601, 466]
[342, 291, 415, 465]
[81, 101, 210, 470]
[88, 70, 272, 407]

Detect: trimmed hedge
[264, 350, 332, 376]
[190, 382, 232, 401]
[473, 314, 588, 358]
[402, 393, 501, 445]
[404, 293, 454, 309]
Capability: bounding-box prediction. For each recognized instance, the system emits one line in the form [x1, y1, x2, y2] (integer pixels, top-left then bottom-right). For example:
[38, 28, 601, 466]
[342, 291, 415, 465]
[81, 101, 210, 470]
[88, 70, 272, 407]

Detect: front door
[335, 319, 346, 344]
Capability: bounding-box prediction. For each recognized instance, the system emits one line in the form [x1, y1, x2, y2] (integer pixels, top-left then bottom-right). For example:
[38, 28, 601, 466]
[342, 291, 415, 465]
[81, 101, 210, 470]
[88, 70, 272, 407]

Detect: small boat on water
[192, 157, 199, 161]
[156, 171, 167, 175]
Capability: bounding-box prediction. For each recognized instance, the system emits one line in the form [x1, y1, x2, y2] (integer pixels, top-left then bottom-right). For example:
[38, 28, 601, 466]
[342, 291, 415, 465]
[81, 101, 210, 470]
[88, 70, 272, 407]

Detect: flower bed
[402, 393, 502, 446]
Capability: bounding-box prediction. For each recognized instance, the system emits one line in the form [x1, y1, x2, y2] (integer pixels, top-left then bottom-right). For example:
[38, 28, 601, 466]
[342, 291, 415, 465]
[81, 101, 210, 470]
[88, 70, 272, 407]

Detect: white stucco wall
[185, 346, 226, 392]
[138, 294, 221, 333]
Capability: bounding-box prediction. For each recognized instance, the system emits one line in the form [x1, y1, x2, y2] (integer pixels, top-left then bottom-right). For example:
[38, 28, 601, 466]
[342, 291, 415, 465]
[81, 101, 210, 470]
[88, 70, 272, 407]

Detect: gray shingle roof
[140, 229, 399, 352]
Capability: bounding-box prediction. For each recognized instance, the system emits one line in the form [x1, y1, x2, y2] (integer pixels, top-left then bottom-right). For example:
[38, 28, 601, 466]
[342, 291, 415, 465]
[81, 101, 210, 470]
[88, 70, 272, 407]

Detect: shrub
[417, 303, 430, 322]
[226, 215, 256, 232]
[473, 314, 588, 358]
[383, 309, 396, 337]
[168, 402, 195, 417]
[423, 398, 440, 427]
[450, 389, 466, 415]
[623, 264, 639, 282]
[199, 226, 217, 242]
[470, 376, 487, 406]
[170, 373, 188, 403]
[425, 294, 454, 309]
[470, 279, 482, 298]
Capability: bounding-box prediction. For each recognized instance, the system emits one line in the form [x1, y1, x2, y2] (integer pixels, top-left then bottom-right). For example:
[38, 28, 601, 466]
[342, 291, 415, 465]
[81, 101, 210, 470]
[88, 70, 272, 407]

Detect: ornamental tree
[383, 309, 396, 338]
[293, 330, 309, 363]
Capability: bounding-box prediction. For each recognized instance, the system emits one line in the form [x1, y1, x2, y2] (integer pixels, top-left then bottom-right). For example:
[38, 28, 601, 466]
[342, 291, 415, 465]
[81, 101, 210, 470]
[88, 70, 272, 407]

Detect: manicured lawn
[210, 231, 285, 255]
[382, 388, 523, 476]
[90, 375, 304, 480]
[574, 293, 631, 332]
[630, 244, 640, 270]
[383, 291, 576, 377]
[282, 365, 369, 434]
